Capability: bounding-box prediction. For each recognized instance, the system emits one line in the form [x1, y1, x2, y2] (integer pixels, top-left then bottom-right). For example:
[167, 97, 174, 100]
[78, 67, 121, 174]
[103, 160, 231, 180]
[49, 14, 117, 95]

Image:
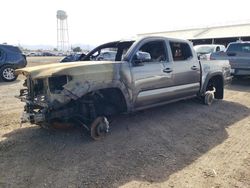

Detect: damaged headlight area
[18, 75, 73, 126]
[32, 78, 48, 108]
[18, 77, 47, 125]
[48, 75, 69, 94]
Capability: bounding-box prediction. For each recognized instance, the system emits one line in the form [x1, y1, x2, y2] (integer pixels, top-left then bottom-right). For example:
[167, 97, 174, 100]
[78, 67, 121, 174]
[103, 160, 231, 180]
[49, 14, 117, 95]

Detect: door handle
[163, 68, 173, 73]
[191, 66, 199, 71]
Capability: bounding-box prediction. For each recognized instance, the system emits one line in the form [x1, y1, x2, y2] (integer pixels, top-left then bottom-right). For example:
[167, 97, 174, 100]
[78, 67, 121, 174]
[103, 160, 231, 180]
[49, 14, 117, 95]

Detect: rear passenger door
[168, 41, 201, 98]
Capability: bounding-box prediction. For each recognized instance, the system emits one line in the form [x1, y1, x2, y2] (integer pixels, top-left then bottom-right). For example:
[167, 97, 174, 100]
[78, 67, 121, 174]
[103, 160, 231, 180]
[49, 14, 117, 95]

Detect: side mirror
[134, 51, 151, 64]
[197, 53, 206, 60]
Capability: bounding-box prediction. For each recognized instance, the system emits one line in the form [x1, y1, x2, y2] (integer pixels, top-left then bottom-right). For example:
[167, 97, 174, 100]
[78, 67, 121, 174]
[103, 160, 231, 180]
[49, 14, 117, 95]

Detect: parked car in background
[60, 53, 86, 63]
[194, 44, 225, 60]
[95, 51, 117, 61]
[41, 52, 55, 56]
[211, 41, 250, 77]
[0, 44, 27, 82]
[57, 52, 66, 56]
[27, 52, 37, 56]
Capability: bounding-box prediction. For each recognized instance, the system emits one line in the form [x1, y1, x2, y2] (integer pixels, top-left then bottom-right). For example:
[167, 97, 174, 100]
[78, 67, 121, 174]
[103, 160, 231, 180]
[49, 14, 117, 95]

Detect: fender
[60, 79, 133, 112]
[200, 71, 224, 95]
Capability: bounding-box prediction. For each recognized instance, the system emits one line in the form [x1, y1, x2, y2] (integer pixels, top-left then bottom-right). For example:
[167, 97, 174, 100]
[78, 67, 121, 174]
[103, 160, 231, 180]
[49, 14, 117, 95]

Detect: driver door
[130, 40, 174, 108]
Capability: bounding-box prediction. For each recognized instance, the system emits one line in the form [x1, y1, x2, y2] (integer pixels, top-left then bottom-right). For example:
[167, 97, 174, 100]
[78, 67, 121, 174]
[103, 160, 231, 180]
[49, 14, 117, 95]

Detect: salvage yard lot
[0, 57, 250, 188]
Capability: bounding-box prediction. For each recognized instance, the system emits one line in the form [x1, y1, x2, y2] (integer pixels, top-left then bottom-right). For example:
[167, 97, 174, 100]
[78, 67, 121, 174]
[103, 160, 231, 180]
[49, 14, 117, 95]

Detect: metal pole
[57, 19, 59, 50]
[62, 20, 64, 52]
[66, 19, 70, 52]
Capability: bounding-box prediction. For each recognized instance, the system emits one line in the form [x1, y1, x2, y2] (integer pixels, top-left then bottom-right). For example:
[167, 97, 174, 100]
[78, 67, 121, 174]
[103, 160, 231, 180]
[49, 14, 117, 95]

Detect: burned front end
[16, 61, 120, 140]
[18, 75, 76, 127]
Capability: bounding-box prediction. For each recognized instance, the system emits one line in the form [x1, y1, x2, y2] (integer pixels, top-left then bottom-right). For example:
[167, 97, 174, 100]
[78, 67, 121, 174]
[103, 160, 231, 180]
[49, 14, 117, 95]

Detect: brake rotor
[90, 116, 109, 141]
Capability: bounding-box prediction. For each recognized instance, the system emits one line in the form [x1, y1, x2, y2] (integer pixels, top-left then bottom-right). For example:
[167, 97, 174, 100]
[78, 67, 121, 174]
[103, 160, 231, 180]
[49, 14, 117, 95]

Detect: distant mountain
[21, 44, 55, 50]
[20, 44, 95, 51]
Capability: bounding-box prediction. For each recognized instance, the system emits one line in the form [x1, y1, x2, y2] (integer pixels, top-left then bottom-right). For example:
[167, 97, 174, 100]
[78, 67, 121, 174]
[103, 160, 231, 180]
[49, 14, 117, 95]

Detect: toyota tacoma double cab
[16, 37, 232, 140]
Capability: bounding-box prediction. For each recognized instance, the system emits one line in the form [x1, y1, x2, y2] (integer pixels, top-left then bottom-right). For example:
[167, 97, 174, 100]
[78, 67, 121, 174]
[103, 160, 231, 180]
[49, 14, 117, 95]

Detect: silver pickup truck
[211, 41, 250, 77]
[16, 36, 232, 140]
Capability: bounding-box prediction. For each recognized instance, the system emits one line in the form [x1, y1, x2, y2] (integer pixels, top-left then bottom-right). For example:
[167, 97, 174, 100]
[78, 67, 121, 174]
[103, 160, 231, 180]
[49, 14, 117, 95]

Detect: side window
[136, 41, 168, 62]
[241, 44, 250, 53]
[0, 49, 4, 60]
[227, 44, 240, 52]
[170, 42, 193, 61]
[216, 46, 220, 52]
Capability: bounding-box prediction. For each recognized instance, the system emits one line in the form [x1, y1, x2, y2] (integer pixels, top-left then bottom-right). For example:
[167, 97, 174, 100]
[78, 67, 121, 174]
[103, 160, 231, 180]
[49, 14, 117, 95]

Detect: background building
[138, 23, 250, 46]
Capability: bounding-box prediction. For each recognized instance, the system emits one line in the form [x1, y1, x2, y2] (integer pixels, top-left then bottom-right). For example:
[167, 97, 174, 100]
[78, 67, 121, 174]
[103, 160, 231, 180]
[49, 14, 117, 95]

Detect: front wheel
[0, 65, 17, 82]
[90, 116, 109, 141]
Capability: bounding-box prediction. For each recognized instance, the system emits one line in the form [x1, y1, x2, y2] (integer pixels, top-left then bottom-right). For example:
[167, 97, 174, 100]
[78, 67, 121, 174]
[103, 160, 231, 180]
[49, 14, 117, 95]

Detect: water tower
[56, 10, 70, 52]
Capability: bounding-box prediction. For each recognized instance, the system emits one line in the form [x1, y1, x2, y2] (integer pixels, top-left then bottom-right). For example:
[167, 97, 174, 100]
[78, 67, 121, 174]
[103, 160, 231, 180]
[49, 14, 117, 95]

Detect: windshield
[82, 41, 135, 61]
[194, 46, 215, 54]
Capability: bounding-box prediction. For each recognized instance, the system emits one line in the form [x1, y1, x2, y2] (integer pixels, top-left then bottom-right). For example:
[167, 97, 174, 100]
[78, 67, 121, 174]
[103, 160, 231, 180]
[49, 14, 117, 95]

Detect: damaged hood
[16, 61, 121, 79]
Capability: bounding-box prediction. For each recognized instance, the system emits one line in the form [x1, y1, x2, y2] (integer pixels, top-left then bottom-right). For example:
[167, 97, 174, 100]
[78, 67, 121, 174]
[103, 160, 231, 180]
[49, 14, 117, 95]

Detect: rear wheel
[204, 92, 214, 105]
[0, 65, 17, 82]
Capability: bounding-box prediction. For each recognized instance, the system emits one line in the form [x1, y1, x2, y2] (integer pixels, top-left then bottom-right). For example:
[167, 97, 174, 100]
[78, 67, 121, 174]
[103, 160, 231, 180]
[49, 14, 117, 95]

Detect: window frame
[130, 39, 169, 64]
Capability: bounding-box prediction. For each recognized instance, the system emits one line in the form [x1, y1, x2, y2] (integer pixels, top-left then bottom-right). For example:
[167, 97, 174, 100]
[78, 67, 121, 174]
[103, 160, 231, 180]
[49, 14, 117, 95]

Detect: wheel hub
[90, 117, 109, 140]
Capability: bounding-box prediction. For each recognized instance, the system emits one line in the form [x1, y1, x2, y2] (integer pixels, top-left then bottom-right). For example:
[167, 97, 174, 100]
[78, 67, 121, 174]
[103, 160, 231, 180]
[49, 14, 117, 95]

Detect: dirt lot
[0, 57, 250, 188]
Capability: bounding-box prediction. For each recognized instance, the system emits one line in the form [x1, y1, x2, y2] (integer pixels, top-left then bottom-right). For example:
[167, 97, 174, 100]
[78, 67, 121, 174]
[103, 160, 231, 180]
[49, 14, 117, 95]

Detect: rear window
[10, 46, 22, 53]
[227, 43, 250, 53]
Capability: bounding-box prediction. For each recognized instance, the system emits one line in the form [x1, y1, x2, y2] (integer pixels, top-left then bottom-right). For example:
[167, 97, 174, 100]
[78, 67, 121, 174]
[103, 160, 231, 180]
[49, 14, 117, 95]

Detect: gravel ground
[0, 57, 249, 188]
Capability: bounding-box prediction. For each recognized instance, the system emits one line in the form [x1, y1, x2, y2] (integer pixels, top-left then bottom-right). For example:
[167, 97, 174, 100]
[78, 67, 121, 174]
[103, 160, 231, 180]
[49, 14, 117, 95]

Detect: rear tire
[0, 65, 17, 82]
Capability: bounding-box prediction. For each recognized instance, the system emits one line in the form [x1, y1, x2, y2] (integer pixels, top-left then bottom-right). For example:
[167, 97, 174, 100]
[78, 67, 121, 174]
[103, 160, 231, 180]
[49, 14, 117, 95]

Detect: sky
[1, 0, 250, 48]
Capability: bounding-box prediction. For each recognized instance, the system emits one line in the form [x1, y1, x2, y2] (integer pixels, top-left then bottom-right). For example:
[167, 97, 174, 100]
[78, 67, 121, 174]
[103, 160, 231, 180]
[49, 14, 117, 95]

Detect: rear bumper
[231, 68, 250, 76]
[12, 59, 27, 69]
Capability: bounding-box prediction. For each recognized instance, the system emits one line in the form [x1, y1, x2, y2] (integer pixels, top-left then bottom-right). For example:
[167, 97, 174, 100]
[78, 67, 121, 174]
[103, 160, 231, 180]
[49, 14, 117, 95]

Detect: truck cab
[123, 37, 201, 109]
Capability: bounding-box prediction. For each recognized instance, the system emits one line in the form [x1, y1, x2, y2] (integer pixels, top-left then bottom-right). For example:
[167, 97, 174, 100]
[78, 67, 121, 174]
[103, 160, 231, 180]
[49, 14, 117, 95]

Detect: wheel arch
[201, 72, 224, 99]
[73, 81, 132, 113]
